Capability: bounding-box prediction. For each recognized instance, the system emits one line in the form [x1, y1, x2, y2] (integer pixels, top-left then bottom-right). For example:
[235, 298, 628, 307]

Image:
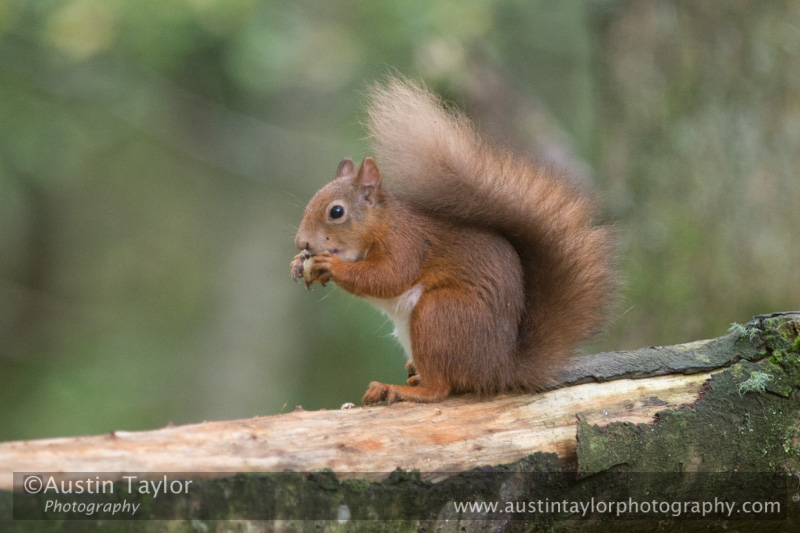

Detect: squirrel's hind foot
[362, 381, 450, 405]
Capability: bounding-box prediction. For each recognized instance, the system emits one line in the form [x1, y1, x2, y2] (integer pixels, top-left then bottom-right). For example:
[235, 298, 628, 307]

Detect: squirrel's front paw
[309, 251, 341, 287]
[290, 250, 312, 287]
[405, 361, 420, 386]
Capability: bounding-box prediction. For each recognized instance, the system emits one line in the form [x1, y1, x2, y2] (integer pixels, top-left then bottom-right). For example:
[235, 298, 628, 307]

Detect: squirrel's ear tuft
[356, 157, 382, 205]
[336, 158, 355, 179]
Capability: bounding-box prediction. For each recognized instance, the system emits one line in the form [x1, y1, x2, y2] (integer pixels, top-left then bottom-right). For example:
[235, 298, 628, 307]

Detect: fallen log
[1, 312, 798, 530]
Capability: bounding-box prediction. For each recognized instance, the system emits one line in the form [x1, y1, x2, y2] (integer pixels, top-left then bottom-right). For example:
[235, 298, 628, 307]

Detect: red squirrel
[291, 78, 617, 405]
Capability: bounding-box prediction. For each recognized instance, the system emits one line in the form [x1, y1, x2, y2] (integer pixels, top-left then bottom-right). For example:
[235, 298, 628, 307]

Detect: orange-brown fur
[292, 78, 617, 404]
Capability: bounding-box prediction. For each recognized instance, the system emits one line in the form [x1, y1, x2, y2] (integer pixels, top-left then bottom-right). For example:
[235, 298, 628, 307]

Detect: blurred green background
[1, 0, 799, 441]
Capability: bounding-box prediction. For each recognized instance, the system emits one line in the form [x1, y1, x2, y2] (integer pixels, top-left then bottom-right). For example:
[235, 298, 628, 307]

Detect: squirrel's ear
[335, 158, 355, 179]
[355, 157, 382, 205]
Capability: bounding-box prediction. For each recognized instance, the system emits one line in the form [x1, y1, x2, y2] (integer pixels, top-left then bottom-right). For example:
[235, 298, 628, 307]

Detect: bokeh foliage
[1, 0, 798, 441]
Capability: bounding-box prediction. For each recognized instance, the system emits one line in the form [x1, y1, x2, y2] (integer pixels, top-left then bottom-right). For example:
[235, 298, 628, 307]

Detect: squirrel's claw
[290, 262, 302, 283]
[291, 250, 315, 288]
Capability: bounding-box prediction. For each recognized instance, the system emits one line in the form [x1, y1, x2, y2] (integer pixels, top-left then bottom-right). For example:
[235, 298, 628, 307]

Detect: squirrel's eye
[329, 205, 345, 220]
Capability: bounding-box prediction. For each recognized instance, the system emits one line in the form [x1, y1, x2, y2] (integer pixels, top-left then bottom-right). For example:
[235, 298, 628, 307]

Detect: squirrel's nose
[295, 235, 309, 251]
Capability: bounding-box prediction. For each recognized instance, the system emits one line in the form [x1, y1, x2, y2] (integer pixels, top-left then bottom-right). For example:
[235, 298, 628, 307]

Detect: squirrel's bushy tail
[366, 77, 617, 390]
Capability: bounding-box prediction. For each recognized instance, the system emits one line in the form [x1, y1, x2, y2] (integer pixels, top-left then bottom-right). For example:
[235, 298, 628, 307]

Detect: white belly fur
[363, 284, 424, 360]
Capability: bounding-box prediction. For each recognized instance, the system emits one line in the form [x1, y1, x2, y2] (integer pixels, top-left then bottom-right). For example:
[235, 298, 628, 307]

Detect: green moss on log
[577, 314, 800, 476]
